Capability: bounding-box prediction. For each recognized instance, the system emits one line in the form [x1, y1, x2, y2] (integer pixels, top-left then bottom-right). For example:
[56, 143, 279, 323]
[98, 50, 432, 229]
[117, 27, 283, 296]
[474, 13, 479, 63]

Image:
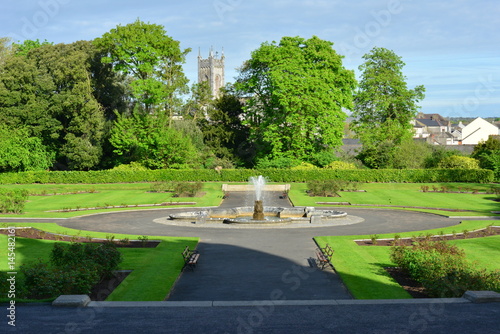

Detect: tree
[236, 36, 356, 162]
[351, 47, 425, 168]
[0, 37, 13, 67]
[471, 136, 500, 179]
[196, 84, 251, 166]
[12, 39, 53, 56]
[109, 112, 199, 169]
[438, 155, 480, 169]
[0, 41, 106, 170]
[0, 125, 54, 172]
[95, 19, 190, 114]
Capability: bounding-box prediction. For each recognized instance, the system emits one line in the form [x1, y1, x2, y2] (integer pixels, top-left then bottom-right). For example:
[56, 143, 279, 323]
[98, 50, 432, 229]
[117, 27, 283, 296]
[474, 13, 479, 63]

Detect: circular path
[50, 192, 459, 302]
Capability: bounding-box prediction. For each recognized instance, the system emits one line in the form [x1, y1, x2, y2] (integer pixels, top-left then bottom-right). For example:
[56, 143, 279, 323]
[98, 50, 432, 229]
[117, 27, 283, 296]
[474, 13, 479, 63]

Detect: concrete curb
[85, 298, 475, 308]
[463, 291, 500, 303]
[53, 295, 91, 307]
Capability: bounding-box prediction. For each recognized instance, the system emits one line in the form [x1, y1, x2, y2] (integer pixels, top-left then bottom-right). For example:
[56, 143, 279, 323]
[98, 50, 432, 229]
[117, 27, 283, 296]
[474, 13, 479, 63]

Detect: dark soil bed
[385, 267, 430, 298]
[0, 227, 160, 248]
[0, 228, 156, 301]
[89, 271, 132, 301]
[355, 226, 500, 246]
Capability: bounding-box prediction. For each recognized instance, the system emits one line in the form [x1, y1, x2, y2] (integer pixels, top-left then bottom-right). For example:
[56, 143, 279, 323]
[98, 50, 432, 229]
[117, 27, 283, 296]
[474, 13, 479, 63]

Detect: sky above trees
[1, 0, 499, 117]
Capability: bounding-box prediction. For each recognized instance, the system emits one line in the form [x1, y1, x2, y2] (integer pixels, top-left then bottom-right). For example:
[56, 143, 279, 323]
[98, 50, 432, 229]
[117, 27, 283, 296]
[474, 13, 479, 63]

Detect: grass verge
[290, 182, 500, 217]
[0, 224, 198, 302]
[315, 220, 500, 299]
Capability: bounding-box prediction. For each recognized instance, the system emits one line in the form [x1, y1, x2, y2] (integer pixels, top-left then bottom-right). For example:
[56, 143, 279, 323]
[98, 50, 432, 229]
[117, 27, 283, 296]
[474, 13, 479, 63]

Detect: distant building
[412, 114, 499, 146]
[461, 117, 500, 145]
[198, 48, 225, 99]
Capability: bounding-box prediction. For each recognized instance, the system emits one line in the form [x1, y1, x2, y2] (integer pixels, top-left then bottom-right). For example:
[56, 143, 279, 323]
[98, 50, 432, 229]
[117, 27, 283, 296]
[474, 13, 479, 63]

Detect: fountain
[167, 175, 349, 226]
[251, 175, 266, 221]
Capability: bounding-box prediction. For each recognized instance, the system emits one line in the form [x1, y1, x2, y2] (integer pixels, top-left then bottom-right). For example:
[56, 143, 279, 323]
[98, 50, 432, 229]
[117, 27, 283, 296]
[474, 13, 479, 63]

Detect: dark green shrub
[307, 180, 362, 197]
[424, 267, 500, 297]
[149, 181, 174, 193]
[21, 260, 100, 299]
[51, 242, 122, 279]
[390, 240, 499, 298]
[0, 189, 29, 213]
[20, 261, 58, 299]
[0, 168, 493, 184]
[172, 181, 203, 197]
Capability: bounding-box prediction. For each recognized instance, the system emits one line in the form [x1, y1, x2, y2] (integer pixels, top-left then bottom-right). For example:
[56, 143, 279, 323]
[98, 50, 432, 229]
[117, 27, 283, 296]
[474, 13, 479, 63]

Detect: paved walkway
[57, 192, 456, 302]
[2, 192, 499, 333]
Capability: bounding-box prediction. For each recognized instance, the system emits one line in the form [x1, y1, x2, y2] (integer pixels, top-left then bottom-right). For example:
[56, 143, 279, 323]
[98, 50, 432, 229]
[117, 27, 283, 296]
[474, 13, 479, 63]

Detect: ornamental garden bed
[0, 227, 160, 248]
[354, 226, 500, 246]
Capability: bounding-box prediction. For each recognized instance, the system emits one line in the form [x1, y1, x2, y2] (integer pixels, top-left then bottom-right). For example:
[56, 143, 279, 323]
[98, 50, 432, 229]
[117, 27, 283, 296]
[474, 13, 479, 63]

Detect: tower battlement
[198, 48, 225, 98]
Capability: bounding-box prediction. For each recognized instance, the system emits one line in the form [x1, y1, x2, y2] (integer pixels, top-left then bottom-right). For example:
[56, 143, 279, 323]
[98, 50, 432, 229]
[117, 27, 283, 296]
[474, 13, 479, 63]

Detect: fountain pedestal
[252, 200, 265, 220]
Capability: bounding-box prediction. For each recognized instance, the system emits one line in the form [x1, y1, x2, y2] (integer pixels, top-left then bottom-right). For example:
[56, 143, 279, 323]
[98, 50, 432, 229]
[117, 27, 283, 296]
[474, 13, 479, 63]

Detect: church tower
[198, 47, 225, 98]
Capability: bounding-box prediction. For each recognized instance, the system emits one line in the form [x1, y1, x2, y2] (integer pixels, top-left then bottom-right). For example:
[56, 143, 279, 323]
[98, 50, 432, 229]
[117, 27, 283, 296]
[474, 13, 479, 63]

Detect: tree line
[1, 19, 498, 175]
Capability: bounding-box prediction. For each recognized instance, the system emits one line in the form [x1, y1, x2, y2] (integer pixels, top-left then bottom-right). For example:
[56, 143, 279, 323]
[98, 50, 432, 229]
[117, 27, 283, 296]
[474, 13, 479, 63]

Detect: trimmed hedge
[0, 168, 494, 184]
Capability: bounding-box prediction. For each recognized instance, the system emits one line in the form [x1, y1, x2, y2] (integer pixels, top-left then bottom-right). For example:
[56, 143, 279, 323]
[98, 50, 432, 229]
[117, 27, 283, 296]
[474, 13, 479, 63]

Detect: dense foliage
[0, 27, 492, 173]
[0, 188, 29, 213]
[236, 36, 356, 163]
[20, 242, 122, 299]
[390, 240, 500, 297]
[351, 47, 425, 168]
[0, 168, 493, 184]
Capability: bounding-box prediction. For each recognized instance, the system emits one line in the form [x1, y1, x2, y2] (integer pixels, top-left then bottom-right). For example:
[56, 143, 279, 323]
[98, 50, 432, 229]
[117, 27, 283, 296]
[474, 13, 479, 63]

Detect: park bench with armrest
[182, 245, 200, 271]
[316, 244, 334, 269]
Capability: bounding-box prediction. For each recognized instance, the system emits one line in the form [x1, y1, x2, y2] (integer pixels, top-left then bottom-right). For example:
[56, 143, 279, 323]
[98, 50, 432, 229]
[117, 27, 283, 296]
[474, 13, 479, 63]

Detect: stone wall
[222, 184, 290, 192]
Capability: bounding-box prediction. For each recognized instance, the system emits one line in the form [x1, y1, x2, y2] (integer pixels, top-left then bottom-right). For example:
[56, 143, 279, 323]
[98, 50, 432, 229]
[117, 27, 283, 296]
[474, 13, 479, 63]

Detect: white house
[461, 117, 499, 145]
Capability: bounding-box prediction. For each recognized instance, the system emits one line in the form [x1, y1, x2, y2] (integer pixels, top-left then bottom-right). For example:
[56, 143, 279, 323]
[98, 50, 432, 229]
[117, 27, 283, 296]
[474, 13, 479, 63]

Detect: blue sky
[1, 0, 499, 118]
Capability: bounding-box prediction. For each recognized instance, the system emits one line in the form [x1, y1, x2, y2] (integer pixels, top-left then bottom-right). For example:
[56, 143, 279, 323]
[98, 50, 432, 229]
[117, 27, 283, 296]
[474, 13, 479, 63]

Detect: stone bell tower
[198, 47, 225, 98]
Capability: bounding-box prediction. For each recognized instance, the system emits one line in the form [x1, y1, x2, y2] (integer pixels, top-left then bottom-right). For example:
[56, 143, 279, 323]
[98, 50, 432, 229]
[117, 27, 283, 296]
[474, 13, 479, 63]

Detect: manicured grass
[108, 238, 198, 301]
[0, 183, 224, 218]
[290, 182, 500, 216]
[315, 220, 500, 299]
[449, 236, 500, 271]
[0, 225, 198, 302]
[1, 181, 499, 301]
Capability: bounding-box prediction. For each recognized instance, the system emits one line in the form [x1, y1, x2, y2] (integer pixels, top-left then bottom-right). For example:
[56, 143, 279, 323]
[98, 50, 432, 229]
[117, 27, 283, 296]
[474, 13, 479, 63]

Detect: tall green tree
[351, 47, 425, 168]
[197, 84, 250, 166]
[236, 36, 356, 162]
[0, 37, 13, 67]
[13, 39, 53, 56]
[109, 111, 199, 169]
[0, 125, 54, 172]
[95, 19, 190, 114]
[0, 41, 106, 170]
[471, 136, 500, 179]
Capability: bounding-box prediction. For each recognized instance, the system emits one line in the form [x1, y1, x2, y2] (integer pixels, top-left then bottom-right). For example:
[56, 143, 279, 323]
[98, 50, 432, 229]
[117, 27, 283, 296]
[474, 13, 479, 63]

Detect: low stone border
[52, 295, 91, 307]
[463, 291, 500, 303]
[54, 291, 500, 307]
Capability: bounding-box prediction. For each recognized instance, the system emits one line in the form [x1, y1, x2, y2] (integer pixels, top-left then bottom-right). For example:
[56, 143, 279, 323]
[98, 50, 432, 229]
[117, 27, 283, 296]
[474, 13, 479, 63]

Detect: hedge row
[0, 168, 494, 184]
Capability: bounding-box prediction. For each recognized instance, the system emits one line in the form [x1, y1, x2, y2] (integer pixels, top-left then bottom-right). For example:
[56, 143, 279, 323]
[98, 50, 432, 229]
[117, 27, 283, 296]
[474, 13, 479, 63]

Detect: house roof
[415, 118, 442, 127]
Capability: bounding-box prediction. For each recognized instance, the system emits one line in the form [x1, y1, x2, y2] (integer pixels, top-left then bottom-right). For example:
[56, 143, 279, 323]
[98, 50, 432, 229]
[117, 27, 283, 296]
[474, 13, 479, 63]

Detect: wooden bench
[182, 246, 200, 271]
[316, 244, 334, 269]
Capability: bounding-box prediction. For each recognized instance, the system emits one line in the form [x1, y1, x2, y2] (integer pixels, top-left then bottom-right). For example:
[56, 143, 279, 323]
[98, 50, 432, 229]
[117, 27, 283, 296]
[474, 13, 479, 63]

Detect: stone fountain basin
[168, 207, 347, 221]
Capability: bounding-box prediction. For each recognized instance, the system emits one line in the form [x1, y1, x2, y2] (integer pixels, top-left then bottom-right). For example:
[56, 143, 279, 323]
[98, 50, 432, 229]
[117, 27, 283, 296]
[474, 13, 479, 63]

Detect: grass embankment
[315, 220, 500, 299]
[1, 181, 499, 301]
[290, 182, 500, 216]
[0, 224, 198, 302]
[0, 183, 224, 218]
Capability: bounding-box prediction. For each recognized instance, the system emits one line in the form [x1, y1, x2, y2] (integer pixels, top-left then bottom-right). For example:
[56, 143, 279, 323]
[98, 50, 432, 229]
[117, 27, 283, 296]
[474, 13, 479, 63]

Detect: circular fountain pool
[168, 206, 347, 225]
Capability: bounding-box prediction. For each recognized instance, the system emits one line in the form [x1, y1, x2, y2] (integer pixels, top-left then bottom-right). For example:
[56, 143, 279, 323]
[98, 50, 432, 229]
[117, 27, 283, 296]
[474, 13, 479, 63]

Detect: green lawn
[290, 182, 500, 216]
[0, 182, 224, 218]
[1, 181, 499, 301]
[0, 225, 198, 302]
[315, 220, 500, 299]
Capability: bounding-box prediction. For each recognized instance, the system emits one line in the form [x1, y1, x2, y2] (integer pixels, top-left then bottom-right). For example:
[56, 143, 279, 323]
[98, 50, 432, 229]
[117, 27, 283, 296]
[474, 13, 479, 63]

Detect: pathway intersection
[2, 192, 499, 333]
[57, 191, 457, 302]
